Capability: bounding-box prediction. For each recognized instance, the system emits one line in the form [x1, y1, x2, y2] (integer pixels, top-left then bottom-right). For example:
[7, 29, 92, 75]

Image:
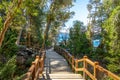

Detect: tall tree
[68, 20, 90, 57]
[102, 6, 120, 74]
[0, 0, 22, 47]
[41, 0, 75, 50]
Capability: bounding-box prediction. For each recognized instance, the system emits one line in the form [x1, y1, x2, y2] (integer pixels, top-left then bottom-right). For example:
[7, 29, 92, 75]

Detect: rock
[16, 56, 26, 65]
[25, 49, 34, 55]
[32, 54, 36, 57]
[17, 51, 25, 56]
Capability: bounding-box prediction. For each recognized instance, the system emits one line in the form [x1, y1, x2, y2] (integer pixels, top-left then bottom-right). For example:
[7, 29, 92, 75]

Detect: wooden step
[47, 79, 85, 80]
[49, 74, 83, 79]
[39, 74, 84, 80]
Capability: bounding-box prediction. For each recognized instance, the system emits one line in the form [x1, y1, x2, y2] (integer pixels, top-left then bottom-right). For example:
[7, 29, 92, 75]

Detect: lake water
[57, 33, 69, 42]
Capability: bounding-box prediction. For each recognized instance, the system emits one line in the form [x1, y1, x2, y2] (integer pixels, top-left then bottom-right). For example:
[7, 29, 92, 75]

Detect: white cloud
[59, 26, 70, 33]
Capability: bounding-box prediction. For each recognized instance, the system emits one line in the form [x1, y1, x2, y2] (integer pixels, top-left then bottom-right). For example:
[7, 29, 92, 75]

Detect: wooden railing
[54, 46, 120, 80]
[24, 51, 45, 80]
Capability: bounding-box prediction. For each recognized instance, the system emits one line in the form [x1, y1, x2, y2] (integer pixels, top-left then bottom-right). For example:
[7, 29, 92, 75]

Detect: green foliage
[42, 0, 75, 48]
[25, 57, 34, 67]
[20, 29, 26, 42]
[68, 20, 90, 57]
[0, 28, 18, 58]
[23, 0, 40, 16]
[0, 55, 27, 80]
[86, 0, 106, 61]
[14, 74, 26, 80]
[0, 17, 3, 30]
[86, 0, 120, 76]
[0, 0, 76, 79]
[0, 55, 16, 80]
[30, 8, 45, 46]
[102, 6, 120, 73]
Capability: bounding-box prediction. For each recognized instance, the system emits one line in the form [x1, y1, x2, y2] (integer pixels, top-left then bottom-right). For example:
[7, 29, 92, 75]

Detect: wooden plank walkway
[39, 48, 84, 80]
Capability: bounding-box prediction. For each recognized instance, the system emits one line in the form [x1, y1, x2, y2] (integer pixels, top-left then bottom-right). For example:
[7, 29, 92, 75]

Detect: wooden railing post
[32, 62, 35, 80]
[59, 47, 61, 53]
[94, 62, 99, 79]
[83, 56, 88, 79]
[65, 52, 67, 59]
[42, 50, 45, 55]
[42, 57, 44, 72]
[36, 56, 40, 69]
[75, 59, 78, 73]
[72, 56, 74, 71]
[36, 56, 40, 59]
[39, 59, 42, 74]
[67, 52, 68, 60]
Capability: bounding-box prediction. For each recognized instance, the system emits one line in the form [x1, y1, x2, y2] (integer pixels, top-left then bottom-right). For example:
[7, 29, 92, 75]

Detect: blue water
[93, 39, 100, 47]
[57, 33, 69, 42]
[57, 33, 101, 48]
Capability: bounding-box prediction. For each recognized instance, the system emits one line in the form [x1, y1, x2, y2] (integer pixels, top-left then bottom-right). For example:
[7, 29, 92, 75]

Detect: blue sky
[60, 0, 89, 33]
[66, 0, 89, 27]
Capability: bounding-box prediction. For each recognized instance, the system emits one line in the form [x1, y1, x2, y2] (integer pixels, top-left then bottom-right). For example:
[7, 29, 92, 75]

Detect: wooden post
[42, 58, 44, 71]
[64, 52, 66, 58]
[41, 57, 44, 72]
[36, 56, 40, 70]
[83, 56, 88, 79]
[36, 56, 40, 59]
[75, 59, 78, 73]
[65, 52, 67, 59]
[72, 56, 74, 71]
[39, 59, 42, 74]
[41, 50, 45, 72]
[40, 58, 43, 72]
[66, 52, 68, 61]
[59, 47, 60, 53]
[32, 62, 35, 80]
[94, 62, 99, 79]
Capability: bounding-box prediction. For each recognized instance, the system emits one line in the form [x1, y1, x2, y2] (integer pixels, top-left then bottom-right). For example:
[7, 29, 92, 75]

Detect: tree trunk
[16, 28, 23, 45]
[41, 20, 51, 50]
[0, 14, 12, 47]
[0, 0, 22, 47]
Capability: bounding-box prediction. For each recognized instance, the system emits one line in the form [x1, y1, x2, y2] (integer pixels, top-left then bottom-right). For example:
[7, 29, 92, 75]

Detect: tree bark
[0, 14, 12, 47]
[0, 0, 22, 47]
[41, 20, 51, 50]
[16, 27, 23, 45]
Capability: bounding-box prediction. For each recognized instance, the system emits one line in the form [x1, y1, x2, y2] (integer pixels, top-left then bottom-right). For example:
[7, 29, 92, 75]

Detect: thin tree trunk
[41, 20, 51, 50]
[0, 0, 22, 47]
[16, 28, 23, 45]
[0, 14, 12, 47]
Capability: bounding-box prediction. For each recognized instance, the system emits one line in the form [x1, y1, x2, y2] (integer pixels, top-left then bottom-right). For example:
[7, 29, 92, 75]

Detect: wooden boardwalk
[24, 47, 120, 80]
[39, 48, 84, 80]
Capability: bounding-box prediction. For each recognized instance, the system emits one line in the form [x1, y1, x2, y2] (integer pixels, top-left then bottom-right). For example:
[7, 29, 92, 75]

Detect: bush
[0, 28, 18, 58]
[25, 57, 34, 67]
[0, 55, 16, 80]
[13, 73, 26, 80]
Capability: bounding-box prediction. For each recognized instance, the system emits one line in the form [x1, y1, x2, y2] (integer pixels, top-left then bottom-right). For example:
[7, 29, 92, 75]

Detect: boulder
[16, 56, 26, 65]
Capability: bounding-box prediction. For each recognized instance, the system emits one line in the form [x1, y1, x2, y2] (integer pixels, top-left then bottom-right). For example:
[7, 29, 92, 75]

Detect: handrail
[24, 50, 45, 80]
[54, 46, 120, 80]
[96, 65, 120, 80]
